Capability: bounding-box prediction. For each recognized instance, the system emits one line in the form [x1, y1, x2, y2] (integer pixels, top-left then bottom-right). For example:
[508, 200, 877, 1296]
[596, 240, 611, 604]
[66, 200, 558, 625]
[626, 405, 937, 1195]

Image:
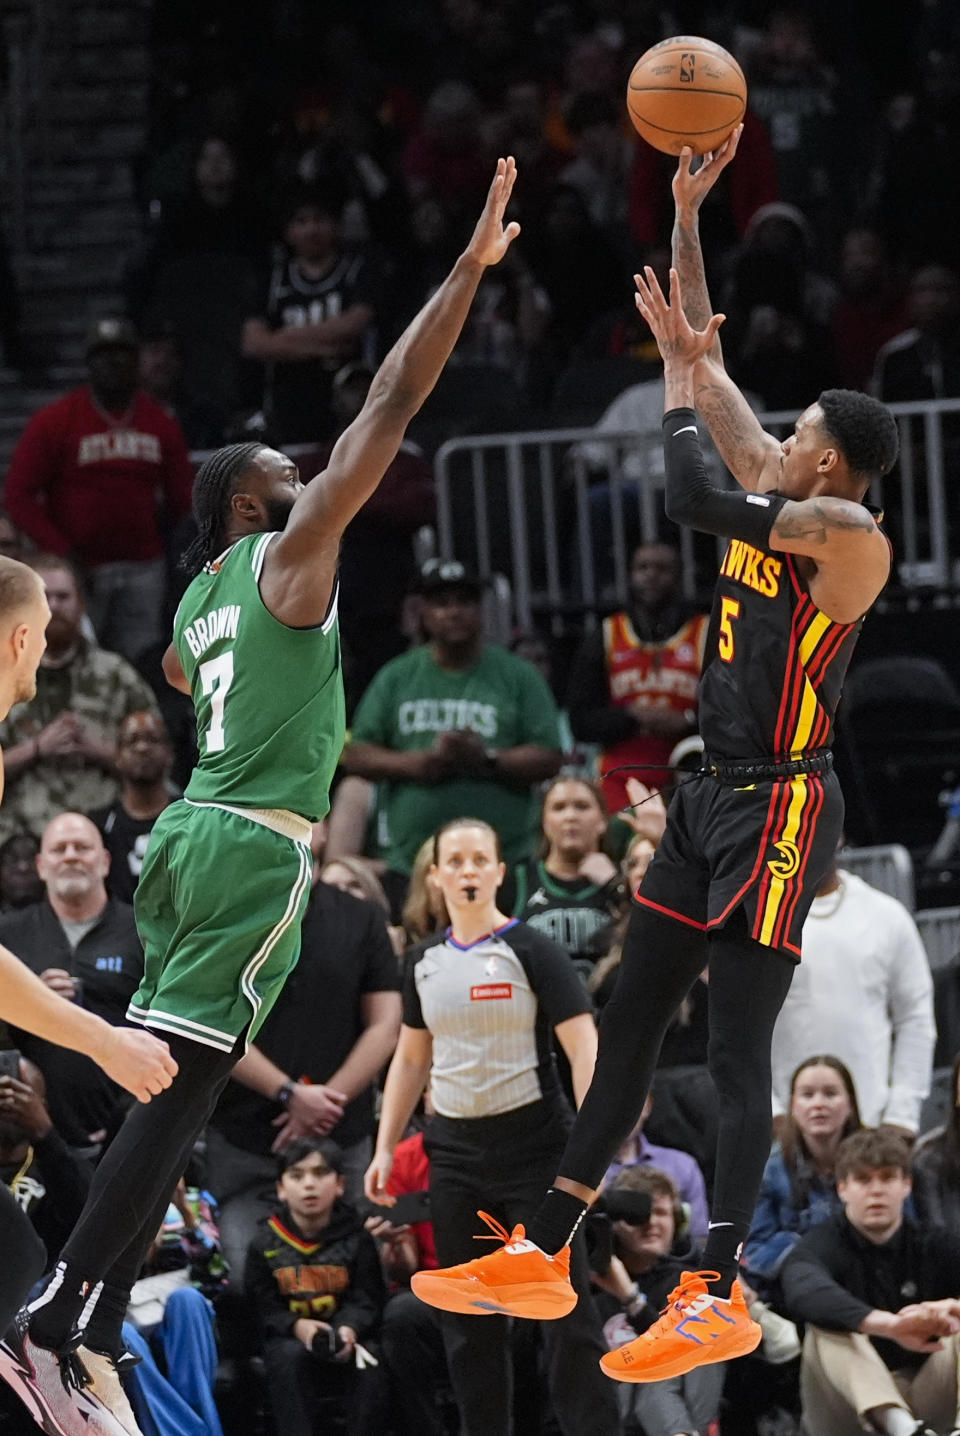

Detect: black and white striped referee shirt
[403, 919, 592, 1120]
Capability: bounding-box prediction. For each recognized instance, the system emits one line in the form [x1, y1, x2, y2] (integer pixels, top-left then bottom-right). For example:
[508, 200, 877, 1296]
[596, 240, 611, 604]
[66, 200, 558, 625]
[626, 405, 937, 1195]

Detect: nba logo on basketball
[680, 52, 695, 82]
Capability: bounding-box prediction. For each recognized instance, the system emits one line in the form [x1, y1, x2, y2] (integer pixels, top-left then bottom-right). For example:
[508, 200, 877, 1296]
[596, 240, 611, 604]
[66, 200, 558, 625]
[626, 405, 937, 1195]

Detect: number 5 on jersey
[199, 652, 235, 752]
[718, 597, 741, 663]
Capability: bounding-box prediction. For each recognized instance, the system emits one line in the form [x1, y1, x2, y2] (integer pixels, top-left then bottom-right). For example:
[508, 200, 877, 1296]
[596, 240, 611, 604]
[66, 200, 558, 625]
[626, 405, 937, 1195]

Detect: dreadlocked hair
[180, 442, 267, 575]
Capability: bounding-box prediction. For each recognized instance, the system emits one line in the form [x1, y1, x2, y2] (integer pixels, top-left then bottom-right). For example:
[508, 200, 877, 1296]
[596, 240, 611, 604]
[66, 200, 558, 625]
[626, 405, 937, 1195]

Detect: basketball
[626, 35, 747, 155]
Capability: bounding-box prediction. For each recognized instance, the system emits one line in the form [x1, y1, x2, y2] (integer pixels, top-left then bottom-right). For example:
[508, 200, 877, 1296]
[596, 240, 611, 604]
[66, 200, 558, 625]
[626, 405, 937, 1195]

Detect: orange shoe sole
[600, 1319, 762, 1382]
[411, 1270, 578, 1319]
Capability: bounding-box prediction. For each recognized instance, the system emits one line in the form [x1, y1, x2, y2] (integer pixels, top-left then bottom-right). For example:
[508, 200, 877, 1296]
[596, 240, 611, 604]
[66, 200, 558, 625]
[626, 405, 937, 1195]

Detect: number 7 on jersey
[199, 652, 234, 752]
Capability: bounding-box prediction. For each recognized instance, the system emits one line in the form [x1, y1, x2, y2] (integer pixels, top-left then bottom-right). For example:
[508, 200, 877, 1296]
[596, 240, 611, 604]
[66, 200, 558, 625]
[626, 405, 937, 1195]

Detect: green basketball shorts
[129, 800, 313, 1051]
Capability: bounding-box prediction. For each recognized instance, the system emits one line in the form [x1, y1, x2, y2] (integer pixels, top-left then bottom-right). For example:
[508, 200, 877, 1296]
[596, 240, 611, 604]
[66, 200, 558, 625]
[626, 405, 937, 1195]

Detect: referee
[365, 817, 618, 1436]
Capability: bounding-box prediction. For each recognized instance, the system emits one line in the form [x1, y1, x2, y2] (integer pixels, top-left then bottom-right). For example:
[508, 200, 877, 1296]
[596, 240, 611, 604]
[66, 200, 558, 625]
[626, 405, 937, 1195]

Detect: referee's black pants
[425, 1101, 619, 1436]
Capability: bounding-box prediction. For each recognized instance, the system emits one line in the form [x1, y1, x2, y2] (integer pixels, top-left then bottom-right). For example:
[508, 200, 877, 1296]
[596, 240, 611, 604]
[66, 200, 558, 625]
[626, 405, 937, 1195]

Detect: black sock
[27, 1263, 88, 1351]
[527, 1188, 588, 1256]
[702, 1223, 745, 1299]
[80, 1282, 129, 1360]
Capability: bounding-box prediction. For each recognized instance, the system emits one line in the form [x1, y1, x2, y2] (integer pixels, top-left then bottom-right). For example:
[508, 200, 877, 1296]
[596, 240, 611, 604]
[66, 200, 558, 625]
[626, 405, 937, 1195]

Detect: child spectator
[245, 1138, 386, 1435]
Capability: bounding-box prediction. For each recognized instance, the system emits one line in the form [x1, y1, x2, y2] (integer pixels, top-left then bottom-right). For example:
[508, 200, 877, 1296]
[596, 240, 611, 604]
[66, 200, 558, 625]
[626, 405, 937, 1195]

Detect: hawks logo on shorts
[767, 840, 801, 880]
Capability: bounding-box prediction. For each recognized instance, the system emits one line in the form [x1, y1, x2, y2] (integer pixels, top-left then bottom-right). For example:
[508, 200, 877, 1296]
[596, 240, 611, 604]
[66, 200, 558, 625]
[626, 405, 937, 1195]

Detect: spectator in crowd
[591, 1166, 725, 1436]
[319, 855, 392, 916]
[741, 4, 859, 247]
[0, 812, 145, 1154]
[0, 1048, 90, 1265]
[88, 710, 177, 906]
[0, 831, 42, 911]
[521, 183, 627, 395]
[771, 856, 936, 1135]
[555, 91, 633, 251]
[872, 262, 960, 533]
[342, 558, 563, 919]
[830, 226, 910, 391]
[241, 184, 381, 445]
[319, 856, 406, 957]
[912, 1051, 960, 1236]
[565, 540, 708, 817]
[0, 554, 160, 842]
[718, 201, 841, 411]
[744, 1054, 862, 1302]
[137, 321, 231, 450]
[399, 836, 448, 948]
[366, 816, 618, 1436]
[245, 1137, 387, 1436]
[126, 133, 266, 435]
[294, 360, 435, 709]
[872, 263, 960, 404]
[506, 776, 623, 980]
[602, 1094, 710, 1245]
[120, 1179, 227, 1436]
[780, 1127, 960, 1436]
[204, 876, 401, 1282]
[0, 510, 30, 560]
[870, 43, 960, 270]
[3, 318, 195, 662]
[401, 81, 491, 230]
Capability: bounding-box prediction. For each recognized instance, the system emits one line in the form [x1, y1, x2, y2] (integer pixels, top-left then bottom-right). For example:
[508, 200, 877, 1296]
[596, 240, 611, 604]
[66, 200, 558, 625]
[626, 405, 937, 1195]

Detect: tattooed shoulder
[773, 498, 876, 545]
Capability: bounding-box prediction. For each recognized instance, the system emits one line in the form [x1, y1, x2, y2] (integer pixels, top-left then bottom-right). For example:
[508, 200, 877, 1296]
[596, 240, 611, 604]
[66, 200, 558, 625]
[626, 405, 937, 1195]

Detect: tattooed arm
[669, 130, 780, 492]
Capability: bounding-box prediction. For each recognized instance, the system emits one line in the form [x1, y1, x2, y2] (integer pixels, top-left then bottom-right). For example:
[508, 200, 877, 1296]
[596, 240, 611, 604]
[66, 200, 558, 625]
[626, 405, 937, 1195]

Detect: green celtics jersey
[177, 532, 345, 821]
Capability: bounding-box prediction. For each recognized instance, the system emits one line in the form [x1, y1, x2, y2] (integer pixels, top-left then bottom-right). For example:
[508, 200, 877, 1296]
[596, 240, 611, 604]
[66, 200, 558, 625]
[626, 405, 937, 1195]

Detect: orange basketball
[626, 35, 747, 155]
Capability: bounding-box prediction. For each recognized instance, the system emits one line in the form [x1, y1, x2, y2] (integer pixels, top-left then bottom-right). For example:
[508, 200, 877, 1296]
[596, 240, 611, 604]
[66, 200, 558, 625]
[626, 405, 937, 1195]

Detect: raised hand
[464, 157, 521, 268]
[634, 266, 725, 368]
[672, 125, 742, 213]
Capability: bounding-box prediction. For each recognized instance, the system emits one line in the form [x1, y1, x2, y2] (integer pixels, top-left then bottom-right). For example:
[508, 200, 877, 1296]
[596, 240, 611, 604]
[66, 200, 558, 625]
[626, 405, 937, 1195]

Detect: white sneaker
[0, 1308, 129, 1436]
[77, 1349, 143, 1436]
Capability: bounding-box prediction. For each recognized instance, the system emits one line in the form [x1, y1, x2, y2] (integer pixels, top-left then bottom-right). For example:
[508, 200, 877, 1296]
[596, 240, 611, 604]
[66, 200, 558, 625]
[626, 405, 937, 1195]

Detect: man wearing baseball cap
[343, 557, 564, 918]
[4, 314, 194, 664]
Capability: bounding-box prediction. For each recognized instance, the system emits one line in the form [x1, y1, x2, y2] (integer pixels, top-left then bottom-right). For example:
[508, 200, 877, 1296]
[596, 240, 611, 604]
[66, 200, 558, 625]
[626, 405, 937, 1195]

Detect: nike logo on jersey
[672, 425, 698, 437]
[527, 888, 549, 906]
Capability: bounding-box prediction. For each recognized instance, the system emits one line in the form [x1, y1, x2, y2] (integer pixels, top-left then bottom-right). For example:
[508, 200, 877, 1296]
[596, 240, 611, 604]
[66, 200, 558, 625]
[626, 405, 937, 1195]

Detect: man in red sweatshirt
[4, 317, 194, 664]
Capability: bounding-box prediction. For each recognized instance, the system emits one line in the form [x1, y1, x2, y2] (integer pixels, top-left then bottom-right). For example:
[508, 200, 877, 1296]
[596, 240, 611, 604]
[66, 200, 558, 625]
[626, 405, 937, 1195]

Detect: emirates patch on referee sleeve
[471, 984, 513, 1000]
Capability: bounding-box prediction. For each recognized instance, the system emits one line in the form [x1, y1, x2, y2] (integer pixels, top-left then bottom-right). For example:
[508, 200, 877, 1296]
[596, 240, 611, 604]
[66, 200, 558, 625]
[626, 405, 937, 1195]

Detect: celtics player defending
[1, 158, 521, 1436]
[411, 133, 902, 1389]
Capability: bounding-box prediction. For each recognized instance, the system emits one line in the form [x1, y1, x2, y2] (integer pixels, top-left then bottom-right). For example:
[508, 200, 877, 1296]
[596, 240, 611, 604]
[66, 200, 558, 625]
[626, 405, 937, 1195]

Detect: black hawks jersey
[263, 252, 376, 443]
[698, 538, 864, 761]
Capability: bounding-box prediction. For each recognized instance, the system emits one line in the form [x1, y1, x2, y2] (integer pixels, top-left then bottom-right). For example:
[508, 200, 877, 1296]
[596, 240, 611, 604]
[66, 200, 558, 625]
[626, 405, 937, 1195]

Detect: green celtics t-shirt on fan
[350, 644, 561, 875]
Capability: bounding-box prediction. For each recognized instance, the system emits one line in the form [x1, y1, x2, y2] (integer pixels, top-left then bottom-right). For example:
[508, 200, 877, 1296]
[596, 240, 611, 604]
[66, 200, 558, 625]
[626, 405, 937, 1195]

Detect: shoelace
[473, 1210, 514, 1245]
[58, 1347, 93, 1395]
[647, 1270, 722, 1334]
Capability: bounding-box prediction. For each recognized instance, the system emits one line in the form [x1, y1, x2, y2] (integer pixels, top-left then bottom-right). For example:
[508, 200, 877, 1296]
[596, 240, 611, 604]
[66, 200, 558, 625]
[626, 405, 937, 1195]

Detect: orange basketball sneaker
[600, 1271, 761, 1382]
[411, 1211, 578, 1318]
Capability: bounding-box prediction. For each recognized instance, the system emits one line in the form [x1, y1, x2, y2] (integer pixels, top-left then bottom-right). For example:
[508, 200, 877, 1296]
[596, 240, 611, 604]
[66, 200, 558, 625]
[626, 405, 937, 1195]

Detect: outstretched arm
[669, 130, 779, 491]
[0, 945, 177, 1101]
[260, 159, 521, 628]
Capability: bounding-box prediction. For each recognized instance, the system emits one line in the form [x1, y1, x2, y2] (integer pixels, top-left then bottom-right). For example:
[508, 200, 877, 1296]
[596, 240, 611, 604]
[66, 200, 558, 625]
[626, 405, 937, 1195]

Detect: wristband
[623, 1283, 647, 1318]
[276, 1081, 296, 1108]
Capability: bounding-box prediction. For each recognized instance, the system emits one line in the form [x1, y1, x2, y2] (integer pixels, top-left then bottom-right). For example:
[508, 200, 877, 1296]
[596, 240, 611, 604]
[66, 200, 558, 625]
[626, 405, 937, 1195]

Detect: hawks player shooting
[410, 132, 900, 1391]
[3, 159, 520, 1436]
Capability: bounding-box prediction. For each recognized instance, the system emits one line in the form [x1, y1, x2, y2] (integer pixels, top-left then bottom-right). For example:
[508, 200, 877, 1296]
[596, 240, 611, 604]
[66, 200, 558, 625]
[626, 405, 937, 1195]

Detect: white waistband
[185, 799, 312, 844]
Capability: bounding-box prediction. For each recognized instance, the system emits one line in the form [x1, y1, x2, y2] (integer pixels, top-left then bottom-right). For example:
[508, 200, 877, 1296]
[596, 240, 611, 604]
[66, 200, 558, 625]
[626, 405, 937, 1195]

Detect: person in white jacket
[771, 857, 936, 1136]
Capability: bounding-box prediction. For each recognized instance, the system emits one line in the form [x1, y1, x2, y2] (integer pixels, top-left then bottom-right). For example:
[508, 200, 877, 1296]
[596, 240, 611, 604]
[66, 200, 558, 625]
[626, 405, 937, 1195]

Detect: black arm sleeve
[663, 408, 789, 543]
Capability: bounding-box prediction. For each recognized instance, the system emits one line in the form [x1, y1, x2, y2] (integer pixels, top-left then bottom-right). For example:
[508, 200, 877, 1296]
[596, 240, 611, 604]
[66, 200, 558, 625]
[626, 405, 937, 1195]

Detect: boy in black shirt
[245, 1138, 386, 1436]
[780, 1128, 960, 1436]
